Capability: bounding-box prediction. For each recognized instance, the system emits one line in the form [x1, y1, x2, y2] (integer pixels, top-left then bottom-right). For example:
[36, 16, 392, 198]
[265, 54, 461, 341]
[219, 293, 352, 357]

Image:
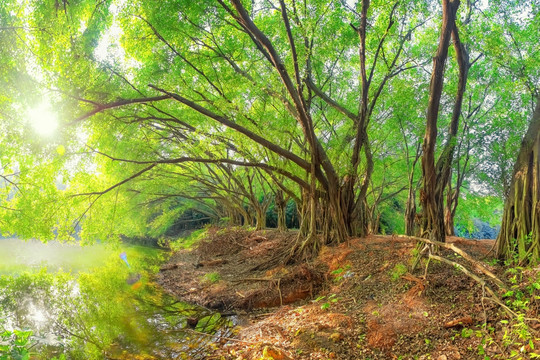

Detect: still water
[0, 238, 117, 275]
[0, 239, 232, 359]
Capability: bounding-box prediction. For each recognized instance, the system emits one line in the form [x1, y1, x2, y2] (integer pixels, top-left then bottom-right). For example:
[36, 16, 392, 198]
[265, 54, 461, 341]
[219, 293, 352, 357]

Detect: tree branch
[70, 96, 170, 125]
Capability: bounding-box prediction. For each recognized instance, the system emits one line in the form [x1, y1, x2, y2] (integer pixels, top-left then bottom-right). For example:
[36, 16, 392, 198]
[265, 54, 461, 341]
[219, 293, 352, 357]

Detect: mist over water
[0, 238, 115, 275]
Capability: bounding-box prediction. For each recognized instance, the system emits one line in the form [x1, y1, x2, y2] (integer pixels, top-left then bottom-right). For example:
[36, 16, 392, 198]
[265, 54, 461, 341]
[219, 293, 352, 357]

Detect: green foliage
[0, 327, 33, 360]
[194, 313, 222, 333]
[390, 263, 408, 281]
[168, 227, 210, 251]
[454, 195, 503, 237]
[331, 265, 352, 282]
[201, 272, 221, 284]
[461, 327, 474, 338]
[0, 0, 537, 310]
[378, 199, 406, 235]
[475, 265, 540, 359]
[313, 294, 339, 311]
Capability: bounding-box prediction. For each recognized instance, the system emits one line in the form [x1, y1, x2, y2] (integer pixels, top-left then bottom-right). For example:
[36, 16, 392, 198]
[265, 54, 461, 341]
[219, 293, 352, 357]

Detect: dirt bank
[158, 228, 326, 310]
[158, 228, 523, 359]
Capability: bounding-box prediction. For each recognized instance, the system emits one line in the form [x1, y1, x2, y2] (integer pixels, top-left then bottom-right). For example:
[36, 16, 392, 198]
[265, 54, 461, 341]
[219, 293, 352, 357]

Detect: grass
[390, 263, 408, 281]
[202, 272, 221, 284]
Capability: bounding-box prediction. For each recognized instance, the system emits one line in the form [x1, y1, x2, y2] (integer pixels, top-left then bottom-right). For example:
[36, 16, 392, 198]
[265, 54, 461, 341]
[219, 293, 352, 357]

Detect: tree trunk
[289, 159, 323, 262]
[420, 0, 459, 242]
[444, 180, 456, 236]
[405, 175, 417, 236]
[240, 206, 252, 227]
[228, 208, 243, 226]
[297, 189, 310, 236]
[421, 0, 463, 242]
[275, 189, 287, 232]
[496, 97, 540, 264]
[254, 207, 266, 231]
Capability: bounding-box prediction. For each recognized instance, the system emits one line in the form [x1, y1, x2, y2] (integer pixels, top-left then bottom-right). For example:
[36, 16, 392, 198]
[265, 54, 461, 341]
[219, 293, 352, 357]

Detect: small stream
[0, 239, 233, 359]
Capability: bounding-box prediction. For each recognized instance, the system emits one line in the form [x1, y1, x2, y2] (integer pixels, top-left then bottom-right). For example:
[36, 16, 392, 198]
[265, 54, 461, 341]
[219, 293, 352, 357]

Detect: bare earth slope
[158, 228, 520, 359]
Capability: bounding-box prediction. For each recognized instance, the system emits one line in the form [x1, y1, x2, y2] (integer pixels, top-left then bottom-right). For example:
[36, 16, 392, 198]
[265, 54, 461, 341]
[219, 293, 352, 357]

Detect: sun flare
[27, 102, 58, 137]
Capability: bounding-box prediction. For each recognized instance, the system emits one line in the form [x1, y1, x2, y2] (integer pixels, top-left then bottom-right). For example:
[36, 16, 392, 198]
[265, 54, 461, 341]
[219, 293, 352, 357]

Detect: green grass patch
[390, 263, 408, 281]
[202, 272, 221, 284]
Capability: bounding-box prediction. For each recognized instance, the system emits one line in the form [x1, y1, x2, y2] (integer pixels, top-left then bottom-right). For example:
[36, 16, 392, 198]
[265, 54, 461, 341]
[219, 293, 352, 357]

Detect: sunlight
[27, 102, 58, 137]
[28, 303, 48, 327]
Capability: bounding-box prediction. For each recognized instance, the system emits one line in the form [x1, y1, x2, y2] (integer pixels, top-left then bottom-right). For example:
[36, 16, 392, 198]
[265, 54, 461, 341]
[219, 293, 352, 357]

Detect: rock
[437, 355, 448, 360]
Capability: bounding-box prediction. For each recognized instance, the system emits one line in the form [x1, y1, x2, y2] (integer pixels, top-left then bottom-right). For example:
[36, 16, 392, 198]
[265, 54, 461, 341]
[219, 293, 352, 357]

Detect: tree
[0, 0, 537, 265]
[0, 0, 433, 254]
[420, 0, 468, 242]
[496, 97, 540, 263]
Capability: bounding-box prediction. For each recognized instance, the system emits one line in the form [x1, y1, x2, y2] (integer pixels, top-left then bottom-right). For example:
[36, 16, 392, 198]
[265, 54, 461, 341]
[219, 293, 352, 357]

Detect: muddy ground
[157, 228, 537, 359]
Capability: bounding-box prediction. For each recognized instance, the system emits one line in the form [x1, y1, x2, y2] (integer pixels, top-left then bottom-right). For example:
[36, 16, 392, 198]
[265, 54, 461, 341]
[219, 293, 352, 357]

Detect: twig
[173, 328, 254, 344]
[277, 278, 283, 306]
[234, 277, 278, 282]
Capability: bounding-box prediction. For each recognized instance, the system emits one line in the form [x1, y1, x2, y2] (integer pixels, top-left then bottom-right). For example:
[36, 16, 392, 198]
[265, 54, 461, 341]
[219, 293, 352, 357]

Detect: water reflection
[0, 242, 234, 359]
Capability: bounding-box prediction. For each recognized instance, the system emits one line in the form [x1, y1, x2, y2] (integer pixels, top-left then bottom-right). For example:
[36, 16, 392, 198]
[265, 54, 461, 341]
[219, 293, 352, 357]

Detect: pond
[0, 239, 233, 359]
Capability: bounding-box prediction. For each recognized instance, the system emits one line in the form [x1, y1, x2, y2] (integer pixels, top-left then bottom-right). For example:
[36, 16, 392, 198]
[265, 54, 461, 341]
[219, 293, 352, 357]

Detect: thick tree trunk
[420, 0, 459, 242]
[290, 159, 323, 261]
[496, 97, 540, 264]
[254, 207, 266, 231]
[421, 0, 466, 243]
[297, 190, 310, 236]
[444, 181, 458, 236]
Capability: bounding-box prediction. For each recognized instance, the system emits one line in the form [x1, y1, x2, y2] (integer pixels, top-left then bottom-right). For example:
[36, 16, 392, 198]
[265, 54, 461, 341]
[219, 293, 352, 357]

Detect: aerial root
[400, 234, 539, 332]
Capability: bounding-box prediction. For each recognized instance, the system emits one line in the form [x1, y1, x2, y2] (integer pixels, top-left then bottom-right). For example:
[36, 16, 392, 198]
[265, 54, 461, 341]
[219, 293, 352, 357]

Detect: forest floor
[158, 227, 537, 359]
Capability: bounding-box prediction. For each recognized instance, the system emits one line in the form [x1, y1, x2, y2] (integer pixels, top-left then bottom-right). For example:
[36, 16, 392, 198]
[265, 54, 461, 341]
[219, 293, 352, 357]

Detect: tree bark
[496, 97, 540, 264]
[275, 189, 288, 232]
[405, 175, 418, 236]
[254, 210, 265, 230]
[420, 0, 461, 242]
[444, 183, 457, 236]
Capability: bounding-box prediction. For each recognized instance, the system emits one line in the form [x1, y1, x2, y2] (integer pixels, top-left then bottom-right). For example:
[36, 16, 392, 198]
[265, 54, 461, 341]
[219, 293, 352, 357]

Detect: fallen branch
[397, 235, 507, 290]
[166, 327, 254, 344]
[233, 277, 277, 282]
[444, 315, 473, 328]
[160, 263, 183, 271]
[429, 254, 517, 318]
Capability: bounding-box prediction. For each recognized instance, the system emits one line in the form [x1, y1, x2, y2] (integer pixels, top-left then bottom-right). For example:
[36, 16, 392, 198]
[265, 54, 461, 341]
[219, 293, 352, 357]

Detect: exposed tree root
[428, 254, 516, 318]
[249, 232, 321, 272]
[398, 235, 507, 290]
[407, 234, 539, 335]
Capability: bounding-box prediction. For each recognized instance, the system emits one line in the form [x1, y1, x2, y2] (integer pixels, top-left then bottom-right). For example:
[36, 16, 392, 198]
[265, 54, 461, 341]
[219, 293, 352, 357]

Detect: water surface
[0, 238, 115, 275]
[0, 238, 232, 359]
